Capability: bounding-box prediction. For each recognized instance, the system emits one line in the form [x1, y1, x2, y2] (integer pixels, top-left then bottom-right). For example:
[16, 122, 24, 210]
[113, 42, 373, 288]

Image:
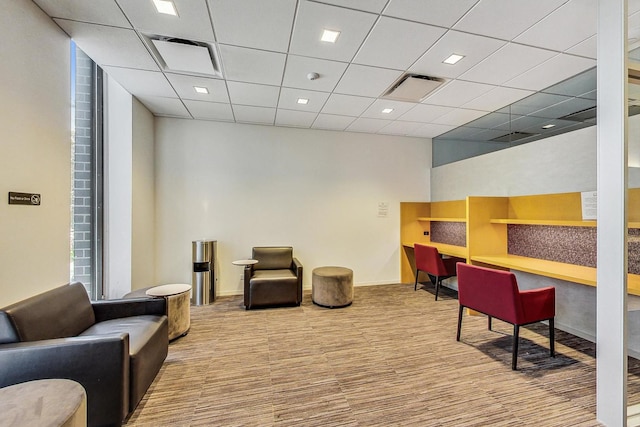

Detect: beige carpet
[124, 283, 620, 426]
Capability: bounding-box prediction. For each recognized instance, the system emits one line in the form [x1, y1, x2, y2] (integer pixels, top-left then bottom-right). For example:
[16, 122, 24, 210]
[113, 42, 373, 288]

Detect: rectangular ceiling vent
[381, 74, 444, 102]
[559, 106, 596, 123]
[149, 36, 222, 78]
[490, 131, 538, 143]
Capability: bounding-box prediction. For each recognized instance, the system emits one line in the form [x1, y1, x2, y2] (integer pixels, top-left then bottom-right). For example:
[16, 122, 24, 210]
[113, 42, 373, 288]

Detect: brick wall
[71, 48, 94, 292]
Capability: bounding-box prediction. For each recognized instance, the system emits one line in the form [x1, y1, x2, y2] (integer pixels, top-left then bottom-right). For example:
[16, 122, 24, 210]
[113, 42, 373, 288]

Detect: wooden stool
[312, 266, 353, 308]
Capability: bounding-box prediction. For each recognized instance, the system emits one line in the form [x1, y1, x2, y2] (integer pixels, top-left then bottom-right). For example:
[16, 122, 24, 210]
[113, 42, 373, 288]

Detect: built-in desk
[402, 241, 467, 259]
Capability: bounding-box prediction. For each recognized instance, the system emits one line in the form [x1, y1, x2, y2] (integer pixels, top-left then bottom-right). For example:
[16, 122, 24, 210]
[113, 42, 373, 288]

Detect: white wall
[131, 98, 156, 290]
[104, 75, 133, 299]
[0, 1, 71, 306]
[154, 118, 430, 296]
[431, 125, 597, 200]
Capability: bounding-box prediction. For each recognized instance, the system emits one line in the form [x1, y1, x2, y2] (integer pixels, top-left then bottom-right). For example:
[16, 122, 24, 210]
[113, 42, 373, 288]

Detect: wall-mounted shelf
[489, 219, 597, 227]
[417, 217, 466, 222]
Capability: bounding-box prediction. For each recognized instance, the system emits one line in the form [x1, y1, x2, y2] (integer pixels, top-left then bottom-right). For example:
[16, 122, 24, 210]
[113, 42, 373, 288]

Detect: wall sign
[8, 192, 41, 206]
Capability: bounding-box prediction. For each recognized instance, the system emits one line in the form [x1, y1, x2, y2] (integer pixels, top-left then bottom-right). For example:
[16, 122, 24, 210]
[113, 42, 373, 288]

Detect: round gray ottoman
[312, 266, 353, 308]
[0, 379, 87, 427]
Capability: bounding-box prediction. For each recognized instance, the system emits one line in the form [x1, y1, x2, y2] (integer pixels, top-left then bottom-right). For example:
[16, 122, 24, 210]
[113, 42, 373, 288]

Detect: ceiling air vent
[381, 73, 444, 102]
[150, 36, 222, 77]
[490, 131, 538, 143]
[559, 106, 597, 122]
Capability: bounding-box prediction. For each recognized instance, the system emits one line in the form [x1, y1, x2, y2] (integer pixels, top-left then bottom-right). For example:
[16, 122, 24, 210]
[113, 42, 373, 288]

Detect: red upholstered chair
[456, 263, 555, 370]
[413, 243, 460, 300]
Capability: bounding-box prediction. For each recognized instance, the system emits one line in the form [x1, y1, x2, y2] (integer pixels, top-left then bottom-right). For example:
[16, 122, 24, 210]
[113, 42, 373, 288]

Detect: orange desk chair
[456, 263, 556, 370]
[413, 243, 460, 300]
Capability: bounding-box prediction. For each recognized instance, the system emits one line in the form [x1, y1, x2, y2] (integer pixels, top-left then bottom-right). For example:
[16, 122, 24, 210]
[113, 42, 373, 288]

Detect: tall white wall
[154, 118, 430, 296]
[0, 1, 71, 306]
[131, 98, 156, 291]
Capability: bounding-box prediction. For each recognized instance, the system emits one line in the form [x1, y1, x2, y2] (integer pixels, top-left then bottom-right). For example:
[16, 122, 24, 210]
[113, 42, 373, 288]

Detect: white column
[597, 0, 628, 425]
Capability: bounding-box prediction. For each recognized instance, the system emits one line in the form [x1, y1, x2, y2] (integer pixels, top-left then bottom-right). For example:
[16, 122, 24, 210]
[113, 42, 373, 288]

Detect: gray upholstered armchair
[244, 246, 303, 309]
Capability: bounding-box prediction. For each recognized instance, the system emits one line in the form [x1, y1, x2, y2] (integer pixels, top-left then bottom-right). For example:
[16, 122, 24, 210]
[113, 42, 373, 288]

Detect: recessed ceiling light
[194, 86, 209, 94]
[152, 0, 178, 16]
[542, 124, 556, 129]
[382, 108, 394, 114]
[297, 98, 309, 105]
[443, 54, 464, 65]
[321, 29, 340, 43]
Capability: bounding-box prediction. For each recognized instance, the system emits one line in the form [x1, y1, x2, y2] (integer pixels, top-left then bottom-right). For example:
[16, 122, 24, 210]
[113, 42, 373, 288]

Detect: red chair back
[414, 244, 449, 276]
[457, 263, 522, 324]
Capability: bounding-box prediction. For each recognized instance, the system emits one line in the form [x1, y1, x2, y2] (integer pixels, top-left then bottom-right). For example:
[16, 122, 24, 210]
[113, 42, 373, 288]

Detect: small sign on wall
[378, 202, 389, 217]
[8, 192, 41, 206]
[581, 191, 597, 220]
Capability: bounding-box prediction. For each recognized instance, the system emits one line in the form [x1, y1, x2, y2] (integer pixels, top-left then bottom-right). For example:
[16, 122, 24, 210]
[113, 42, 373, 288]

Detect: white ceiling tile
[566, 35, 596, 59]
[410, 31, 506, 79]
[462, 86, 533, 112]
[631, 0, 640, 15]
[321, 94, 375, 116]
[453, 0, 567, 41]
[459, 43, 557, 86]
[312, 0, 388, 14]
[377, 121, 424, 136]
[220, 45, 286, 85]
[210, 0, 296, 52]
[115, 0, 215, 42]
[361, 99, 415, 119]
[514, 0, 596, 52]
[629, 9, 640, 43]
[433, 108, 489, 126]
[422, 80, 497, 108]
[32, 0, 130, 27]
[399, 104, 453, 122]
[55, 19, 159, 70]
[275, 109, 317, 127]
[289, 1, 377, 62]
[184, 100, 234, 121]
[408, 123, 457, 138]
[383, 0, 477, 27]
[312, 114, 357, 130]
[278, 88, 330, 112]
[334, 64, 403, 97]
[233, 105, 276, 124]
[505, 54, 596, 91]
[227, 81, 280, 108]
[103, 67, 176, 97]
[282, 56, 349, 92]
[353, 17, 446, 70]
[166, 74, 230, 103]
[346, 118, 393, 133]
[136, 95, 191, 117]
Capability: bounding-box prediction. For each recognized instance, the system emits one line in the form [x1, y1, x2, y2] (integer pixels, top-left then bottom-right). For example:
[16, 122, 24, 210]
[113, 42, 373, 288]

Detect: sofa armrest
[293, 257, 303, 278]
[0, 334, 130, 427]
[92, 297, 166, 322]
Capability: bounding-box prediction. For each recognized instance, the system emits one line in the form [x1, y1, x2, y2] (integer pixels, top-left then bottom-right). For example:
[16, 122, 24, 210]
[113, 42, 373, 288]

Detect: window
[70, 42, 104, 300]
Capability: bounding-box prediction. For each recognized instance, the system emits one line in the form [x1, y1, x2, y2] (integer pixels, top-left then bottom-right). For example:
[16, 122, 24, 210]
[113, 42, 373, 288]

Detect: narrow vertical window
[70, 42, 104, 300]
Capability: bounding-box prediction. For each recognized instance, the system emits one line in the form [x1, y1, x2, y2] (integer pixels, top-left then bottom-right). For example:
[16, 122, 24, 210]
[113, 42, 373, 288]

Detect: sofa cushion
[252, 247, 293, 270]
[2, 283, 95, 342]
[80, 315, 168, 410]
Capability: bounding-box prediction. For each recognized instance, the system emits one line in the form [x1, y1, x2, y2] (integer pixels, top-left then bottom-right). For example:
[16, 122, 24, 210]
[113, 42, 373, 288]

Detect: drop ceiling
[30, 0, 640, 138]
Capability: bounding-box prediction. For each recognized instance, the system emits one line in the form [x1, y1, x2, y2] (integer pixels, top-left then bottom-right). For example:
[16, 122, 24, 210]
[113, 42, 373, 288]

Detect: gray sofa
[0, 282, 168, 427]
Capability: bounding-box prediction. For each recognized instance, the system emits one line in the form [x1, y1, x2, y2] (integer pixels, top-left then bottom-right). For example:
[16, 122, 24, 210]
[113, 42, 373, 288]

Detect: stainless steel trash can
[192, 240, 217, 305]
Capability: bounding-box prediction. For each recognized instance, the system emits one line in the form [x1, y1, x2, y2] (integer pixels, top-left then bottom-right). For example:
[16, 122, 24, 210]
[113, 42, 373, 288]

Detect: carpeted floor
[123, 283, 628, 426]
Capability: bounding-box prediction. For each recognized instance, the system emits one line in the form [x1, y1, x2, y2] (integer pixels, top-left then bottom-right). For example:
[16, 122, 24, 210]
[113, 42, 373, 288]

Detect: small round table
[0, 379, 87, 427]
[232, 259, 258, 267]
[146, 284, 191, 341]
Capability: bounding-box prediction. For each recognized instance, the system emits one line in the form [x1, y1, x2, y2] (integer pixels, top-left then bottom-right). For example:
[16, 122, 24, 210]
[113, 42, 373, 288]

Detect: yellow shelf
[417, 217, 467, 222]
[489, 219, 597, 227]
